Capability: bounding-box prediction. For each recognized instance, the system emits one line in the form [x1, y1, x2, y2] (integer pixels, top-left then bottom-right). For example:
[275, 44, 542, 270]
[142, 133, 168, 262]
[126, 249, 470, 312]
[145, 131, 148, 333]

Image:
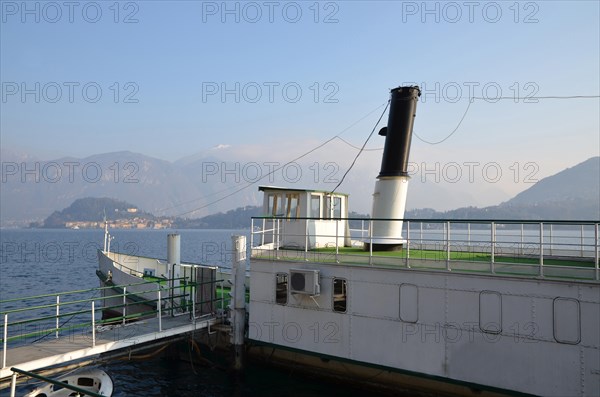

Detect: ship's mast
[103, 219, 108, 252]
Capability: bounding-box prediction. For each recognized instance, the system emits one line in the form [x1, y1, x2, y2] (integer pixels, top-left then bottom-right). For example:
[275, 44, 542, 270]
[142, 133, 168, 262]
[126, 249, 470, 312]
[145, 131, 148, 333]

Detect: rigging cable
[413, 98, 473, 145]
[171, 102, 389, 217]
[335, 136, 383, 151]
[413, 94, 600, 145]
[167, 94, 599, 216]
[329, 100, 390, 195]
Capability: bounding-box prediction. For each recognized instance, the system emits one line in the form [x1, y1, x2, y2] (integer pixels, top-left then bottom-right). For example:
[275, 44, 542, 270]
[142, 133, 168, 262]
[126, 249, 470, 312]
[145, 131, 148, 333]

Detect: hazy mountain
[406, 157, 600, 220]
[0, 151, 200, 226]
[503, 157, 599, 206]
[0, 147, 39, 163]
[2, 148, 598, 227]
[173, 206, 263, 229]
[0, 150, 266, 226]
[42, 197, 154, 228]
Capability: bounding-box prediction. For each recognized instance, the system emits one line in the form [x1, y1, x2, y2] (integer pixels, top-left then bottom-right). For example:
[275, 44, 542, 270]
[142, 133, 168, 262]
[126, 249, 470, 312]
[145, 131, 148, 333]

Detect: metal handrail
[250, 218, 600, 282]
[250, 216, 600, 224]
[1, 277, 226, 368]
[0, 278, 172, 306]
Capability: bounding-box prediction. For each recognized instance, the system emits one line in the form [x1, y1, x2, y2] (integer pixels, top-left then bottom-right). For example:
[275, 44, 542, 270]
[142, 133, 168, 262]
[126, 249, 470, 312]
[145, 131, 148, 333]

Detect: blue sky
[1, 1, 599, 207]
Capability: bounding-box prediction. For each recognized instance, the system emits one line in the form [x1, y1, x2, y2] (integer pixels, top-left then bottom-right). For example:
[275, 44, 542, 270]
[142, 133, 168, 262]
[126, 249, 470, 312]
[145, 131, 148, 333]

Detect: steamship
[98, 86, 600, 396]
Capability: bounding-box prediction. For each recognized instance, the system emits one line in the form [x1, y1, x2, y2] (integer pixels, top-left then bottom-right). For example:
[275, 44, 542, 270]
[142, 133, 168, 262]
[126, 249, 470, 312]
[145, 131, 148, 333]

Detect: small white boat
[24, 368, 113, 397]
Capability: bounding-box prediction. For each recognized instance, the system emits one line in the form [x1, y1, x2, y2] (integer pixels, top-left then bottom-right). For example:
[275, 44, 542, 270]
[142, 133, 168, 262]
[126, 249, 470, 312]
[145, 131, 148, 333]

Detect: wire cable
[413, 98, 473, 145]
[329, 100, 391, 194]
[171, 102, 389, 217]
[164, 94, 600, 215]
[335, 136, 383, 151]
[472, 95, 599, 101]
[414, 94, 599, 145]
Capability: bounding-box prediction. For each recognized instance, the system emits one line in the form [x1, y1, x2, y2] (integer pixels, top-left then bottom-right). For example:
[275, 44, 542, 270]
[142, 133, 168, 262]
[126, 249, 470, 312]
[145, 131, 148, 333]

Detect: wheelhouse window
[324, 196, 342, 220]
[275, 273, 288, 305]
[267, 194, 282, 216]
[332, 278, 347, 312]
[310, 194, 321, 218]
[285, 194, 300, 219]
[333, 196, 342, 219]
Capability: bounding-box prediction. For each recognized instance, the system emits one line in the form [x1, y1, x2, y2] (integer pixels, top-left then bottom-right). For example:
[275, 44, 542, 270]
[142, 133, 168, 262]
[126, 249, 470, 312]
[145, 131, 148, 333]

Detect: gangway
[0, 278, 224, 393]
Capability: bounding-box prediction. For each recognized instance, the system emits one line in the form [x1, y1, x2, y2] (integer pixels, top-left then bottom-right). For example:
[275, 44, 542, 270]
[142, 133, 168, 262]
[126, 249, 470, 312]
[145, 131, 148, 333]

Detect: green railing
[0, 276, 225, 369]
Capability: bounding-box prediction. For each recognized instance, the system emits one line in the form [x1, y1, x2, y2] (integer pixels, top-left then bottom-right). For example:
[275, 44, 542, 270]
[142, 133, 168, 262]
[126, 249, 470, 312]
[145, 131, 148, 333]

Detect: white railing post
[335, 219, 339, 263]
[10, 372, 16, 397]
[271, 219, 275, 249]
[549, 223, 553, 256]
[595, 223, 599, 281]
[369, 219, 373, 266]
[192, 277, 196, 323]
[491, 222, 496, 274]
[420, 222, 423, 250]
[56, 295, 60, 338]
[468, 222, 471, 246]
[91, 301, 96, 347]
[539, 222, 544, 277]
[261, 218, 265, 246]
[446, 221, 451, 271]
[521, 223, 524, 256]
[158, 290, 162, 332]
[304, 219, 309, 261]
[3, 314, 7, 368]
[406, 221, 411, 268]
[122, 287, 127, 325]
[276, 219, 280, 251]
[250, 218, 254, 249]
[580, 224, 585, 258]
[220, 279, 224, 313]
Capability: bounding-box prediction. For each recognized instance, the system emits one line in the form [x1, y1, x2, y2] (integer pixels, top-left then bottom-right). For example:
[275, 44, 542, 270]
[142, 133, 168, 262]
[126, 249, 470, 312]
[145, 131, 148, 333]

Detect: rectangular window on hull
[275, 273, 288, 305]
[333, 278, 347, 312]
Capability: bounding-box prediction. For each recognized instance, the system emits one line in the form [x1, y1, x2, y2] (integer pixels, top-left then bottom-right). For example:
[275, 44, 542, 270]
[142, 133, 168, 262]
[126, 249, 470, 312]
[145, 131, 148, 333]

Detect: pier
[0, 278, 226, 394]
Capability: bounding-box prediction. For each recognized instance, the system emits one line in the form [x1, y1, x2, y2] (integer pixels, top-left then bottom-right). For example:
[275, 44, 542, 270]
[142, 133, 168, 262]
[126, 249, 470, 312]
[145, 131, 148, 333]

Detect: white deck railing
[250, 217, 600, 281]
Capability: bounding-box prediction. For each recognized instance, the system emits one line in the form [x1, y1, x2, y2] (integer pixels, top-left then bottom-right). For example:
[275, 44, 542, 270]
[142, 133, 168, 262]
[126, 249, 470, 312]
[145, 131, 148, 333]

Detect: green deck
[313, 247, 595, 267]
[251, 246, 598, 281]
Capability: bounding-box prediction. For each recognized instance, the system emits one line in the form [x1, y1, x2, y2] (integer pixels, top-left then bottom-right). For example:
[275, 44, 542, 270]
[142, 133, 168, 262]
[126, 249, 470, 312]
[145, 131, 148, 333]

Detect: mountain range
[1, 146, 598, 227]
[407, 157, 599, 220]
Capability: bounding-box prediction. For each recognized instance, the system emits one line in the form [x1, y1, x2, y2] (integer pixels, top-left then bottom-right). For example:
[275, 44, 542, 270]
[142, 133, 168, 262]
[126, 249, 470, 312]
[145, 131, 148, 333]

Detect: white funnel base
[369, 176, 409, 247]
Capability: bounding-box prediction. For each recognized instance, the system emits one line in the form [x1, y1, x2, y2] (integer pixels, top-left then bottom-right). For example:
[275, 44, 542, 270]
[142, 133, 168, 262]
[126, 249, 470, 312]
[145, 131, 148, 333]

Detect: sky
[1, 0, 599, 211]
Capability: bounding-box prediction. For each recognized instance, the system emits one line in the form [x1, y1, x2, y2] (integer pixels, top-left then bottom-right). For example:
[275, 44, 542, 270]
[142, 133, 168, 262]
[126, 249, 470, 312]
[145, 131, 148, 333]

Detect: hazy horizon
[2, 1, 599, 218]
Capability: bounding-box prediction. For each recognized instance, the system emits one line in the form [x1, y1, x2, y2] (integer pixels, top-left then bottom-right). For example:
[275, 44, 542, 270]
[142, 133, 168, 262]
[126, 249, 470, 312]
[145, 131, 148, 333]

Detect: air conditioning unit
[289, 269, 320, 296]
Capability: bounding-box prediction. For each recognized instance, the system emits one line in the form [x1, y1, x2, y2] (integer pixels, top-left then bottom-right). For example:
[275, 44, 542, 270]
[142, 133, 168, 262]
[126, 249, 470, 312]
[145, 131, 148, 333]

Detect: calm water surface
[1, 229, 389, 397]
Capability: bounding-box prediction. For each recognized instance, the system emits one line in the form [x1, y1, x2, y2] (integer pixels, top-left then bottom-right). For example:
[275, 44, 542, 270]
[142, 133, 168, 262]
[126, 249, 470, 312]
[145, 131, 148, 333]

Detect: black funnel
[378, 86, 421, 178]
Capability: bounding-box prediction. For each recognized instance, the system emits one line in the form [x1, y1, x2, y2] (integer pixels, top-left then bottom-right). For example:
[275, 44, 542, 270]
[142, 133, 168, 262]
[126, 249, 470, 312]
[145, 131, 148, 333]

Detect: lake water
[1, 229, 395, 397]
[7, 225, 589, 396]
